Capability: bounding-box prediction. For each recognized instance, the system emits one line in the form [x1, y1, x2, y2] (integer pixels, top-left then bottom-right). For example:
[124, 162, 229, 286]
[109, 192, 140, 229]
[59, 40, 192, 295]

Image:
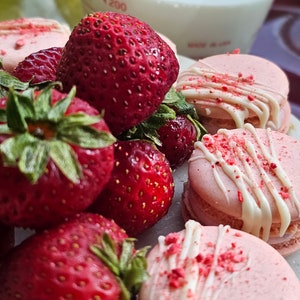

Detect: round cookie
[176, 53, 291, 134]
[183, 124, 300, 256]
[139, 220, 300, 300]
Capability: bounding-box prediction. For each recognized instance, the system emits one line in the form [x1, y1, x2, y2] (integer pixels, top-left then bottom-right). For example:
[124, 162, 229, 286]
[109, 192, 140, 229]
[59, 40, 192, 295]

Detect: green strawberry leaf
[47, 85, 75, 122]
[121, 241, 149, 295]
[0, 133, 36, 166]
[34, 84, 57, 119]
[119, 103, 175, 146]
[0, 108, 6, 123]
[5, 89, 32, 133]
[19, 140, 50, 183]
[90, 234, 150, 300]
[58, 113, 103, 128]
[49, 140, 82, 183]
[118, 86, 206, 145]
[58, 119, 116, 148]
[0, 70, 29, 91]
[0, 123, 11, 134]
[0, 85, 116, 183]
[0, 67, 30, 98]
[163, 86, 198, 118]
[90, 234, 120, 276]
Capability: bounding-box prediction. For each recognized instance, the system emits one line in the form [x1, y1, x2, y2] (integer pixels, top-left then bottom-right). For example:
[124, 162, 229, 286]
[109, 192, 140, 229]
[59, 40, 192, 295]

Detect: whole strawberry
[56, 12, 179, 136]
[12, 47, 63, 84]
[0, 213, 149, 300]
[157, 115, 199, 168]
[89, 139, 174, 236]
[119, 88, 207, 168]
[0, 85, 115, 229]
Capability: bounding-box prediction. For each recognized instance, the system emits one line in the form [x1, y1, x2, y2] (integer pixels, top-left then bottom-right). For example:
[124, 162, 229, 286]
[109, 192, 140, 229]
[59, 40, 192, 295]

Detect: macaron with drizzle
[183, 124, 300, 256]
[139, 220, 300, 299]
[176, 52, 291, 134]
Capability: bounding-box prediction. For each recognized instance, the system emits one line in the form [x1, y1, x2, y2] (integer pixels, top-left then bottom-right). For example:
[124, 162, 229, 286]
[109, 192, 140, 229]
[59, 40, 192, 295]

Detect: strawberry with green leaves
[0, 213, 149, 300]
[157, 114, 200, 168]
[56, 11, 179, 136]
[89, 139, 174, 236]
[119, 88, 207, 168]
[0, 84, 115, 229]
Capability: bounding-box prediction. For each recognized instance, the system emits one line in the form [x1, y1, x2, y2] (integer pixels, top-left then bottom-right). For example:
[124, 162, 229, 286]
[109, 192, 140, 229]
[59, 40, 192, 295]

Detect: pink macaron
[176, 52, 291, 134]
[182, 124, 300, 256]
[0, 17, 70, 73]
[139, 220, 300, 299]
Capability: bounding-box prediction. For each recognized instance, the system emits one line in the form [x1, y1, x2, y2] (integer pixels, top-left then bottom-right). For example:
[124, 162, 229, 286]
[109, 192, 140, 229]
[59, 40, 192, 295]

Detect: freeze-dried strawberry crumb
[168, 268, 186, 288]
[165, 233, 179, 245]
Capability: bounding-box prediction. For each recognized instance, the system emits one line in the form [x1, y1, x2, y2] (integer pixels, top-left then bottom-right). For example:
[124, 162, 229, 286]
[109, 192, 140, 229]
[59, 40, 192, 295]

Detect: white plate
[15, 55, 300, 279]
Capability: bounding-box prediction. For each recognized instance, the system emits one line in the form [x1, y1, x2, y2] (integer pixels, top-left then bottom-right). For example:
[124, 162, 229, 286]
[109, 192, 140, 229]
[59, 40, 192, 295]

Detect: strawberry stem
[90, 233, 150, 300]
[0, 84, 116, 183]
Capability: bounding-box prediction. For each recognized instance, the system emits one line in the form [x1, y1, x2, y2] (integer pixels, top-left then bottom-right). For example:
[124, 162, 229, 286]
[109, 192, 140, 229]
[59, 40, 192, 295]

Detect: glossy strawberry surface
[90, 140, 174, 236]
[0, 88, 115, 229]
[56, 12, 179, 136]
[0, 213, 147, 300]
[12, 47, 63, 84]
[157, 115, 198, 168]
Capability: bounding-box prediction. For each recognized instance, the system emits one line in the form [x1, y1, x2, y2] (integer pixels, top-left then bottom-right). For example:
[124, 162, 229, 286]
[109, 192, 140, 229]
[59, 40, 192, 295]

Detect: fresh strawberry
[12, 47, 63, 84]
[89, 139, 174, 236]
[0, 213, 149, 300]
[157, 115, 200, 168]
[0, 84, 115, 229]
[119, 88, 207, 168]
[56, 12, 179, 136]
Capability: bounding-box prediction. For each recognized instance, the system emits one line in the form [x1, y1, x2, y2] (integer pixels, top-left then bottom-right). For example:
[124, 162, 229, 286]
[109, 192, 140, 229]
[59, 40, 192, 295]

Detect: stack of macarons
[176, 52, 291, 134]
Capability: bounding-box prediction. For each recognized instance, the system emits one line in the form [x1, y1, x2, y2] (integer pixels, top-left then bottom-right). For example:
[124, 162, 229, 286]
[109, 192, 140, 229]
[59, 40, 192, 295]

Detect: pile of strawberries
[0, 12, 206, 299]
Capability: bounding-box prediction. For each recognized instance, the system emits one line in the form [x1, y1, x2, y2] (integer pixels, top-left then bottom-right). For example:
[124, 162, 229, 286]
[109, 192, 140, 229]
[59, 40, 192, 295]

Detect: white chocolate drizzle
[176, 67, 285, 130]
[144, 220, 250, 300]
[192, 124, 300, 241]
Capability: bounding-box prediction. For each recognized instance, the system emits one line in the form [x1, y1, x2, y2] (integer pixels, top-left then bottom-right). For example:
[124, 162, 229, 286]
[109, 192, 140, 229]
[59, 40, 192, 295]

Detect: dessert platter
[12, 53, 300, 279]
[1, 0, 300, 298]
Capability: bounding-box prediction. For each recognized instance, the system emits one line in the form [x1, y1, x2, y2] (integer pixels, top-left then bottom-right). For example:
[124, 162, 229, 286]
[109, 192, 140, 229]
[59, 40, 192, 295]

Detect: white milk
[81, 0, 273, 58]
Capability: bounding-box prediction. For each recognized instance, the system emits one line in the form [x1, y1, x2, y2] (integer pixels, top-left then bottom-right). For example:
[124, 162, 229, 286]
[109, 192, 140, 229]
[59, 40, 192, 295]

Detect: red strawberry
[119, 88, 207, 168]
[0, 85, 115, 229]
[0, 213, 149, 300]
[89, 139, 174, 236]
[157, 115, 200, 168]
[56, 12, 179, 136]
[12, 47, 63, 84]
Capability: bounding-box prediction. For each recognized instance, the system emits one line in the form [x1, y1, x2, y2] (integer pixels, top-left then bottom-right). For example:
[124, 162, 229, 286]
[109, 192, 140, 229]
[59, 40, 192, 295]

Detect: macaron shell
[139, 220, 300, 300]
[184, 125, 300, 254]
[176, 53, 290, 133]
[182, 181, 300, 256]
[198, 100, 291, 134]
[0, 18, 70, 73]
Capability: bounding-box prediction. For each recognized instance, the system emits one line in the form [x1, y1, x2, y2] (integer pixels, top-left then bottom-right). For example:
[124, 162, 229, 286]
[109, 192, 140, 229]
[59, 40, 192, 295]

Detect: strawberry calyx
[0, 84, 116, 184]
[118, 87, 207, 144]
[90, 233, 150, 300]
[0, 67, 30, 98]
